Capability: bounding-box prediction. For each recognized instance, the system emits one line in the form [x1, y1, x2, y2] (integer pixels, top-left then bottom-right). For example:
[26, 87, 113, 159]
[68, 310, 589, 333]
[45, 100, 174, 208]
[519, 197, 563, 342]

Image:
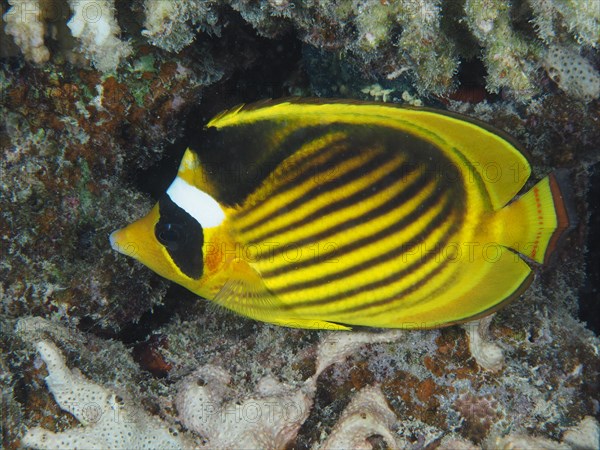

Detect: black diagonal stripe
[234, 132, 349, 222]
[248, 158, 414, 244]
[239, 145, 389, 235]
[337, 250, 455, 316]
[355, 262, 458, 319]
[259, 169, 437, 272]
[275, 192, 455, 303]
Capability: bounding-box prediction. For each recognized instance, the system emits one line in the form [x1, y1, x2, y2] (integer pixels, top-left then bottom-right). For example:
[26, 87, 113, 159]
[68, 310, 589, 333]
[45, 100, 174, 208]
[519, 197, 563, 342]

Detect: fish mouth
[109, 230, 124, 254]
[109, 228, 142, 259]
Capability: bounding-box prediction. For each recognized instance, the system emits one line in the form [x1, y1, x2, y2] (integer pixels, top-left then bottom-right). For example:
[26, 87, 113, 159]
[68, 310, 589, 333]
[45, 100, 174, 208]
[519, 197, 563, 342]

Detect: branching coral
[142, 0, 221, 53]
[66, 0, 131, 72]
[3, 0, 52, 64]
[3, 0, 598, 99]
[464, 0, 540, 98]
[3, 0, 130, 71]
[529, 0, 600, 48]
[354, 0, 459, 95]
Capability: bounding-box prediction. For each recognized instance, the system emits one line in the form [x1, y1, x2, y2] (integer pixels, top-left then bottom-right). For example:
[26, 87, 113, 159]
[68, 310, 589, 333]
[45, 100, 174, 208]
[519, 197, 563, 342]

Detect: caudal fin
[497, 171, 571, 264]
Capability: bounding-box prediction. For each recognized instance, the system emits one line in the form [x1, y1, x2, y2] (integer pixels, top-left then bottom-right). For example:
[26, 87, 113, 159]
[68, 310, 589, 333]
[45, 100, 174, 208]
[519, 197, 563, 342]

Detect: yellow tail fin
[496, 172, 571, 264]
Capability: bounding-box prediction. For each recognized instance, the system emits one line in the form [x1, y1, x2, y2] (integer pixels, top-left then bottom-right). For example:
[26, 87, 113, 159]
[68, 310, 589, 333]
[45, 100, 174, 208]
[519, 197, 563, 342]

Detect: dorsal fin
[174, 148, 220, 199]
[206, 99, 531, 210]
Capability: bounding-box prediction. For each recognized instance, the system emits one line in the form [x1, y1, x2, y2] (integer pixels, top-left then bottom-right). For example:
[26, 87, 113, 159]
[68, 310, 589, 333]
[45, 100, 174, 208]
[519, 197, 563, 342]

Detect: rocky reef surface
[1, 1, 599, 448]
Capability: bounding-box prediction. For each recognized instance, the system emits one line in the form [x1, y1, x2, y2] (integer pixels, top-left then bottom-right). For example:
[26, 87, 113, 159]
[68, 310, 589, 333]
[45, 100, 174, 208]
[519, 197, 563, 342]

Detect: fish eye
[155, 223, 184, 249]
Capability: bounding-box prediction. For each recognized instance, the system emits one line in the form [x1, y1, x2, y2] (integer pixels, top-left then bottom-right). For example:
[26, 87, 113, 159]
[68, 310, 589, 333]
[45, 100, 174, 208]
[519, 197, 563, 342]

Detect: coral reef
[10, 304, 600, 449]
[2, 0, 599, 99]
[1, 0, 599, 449]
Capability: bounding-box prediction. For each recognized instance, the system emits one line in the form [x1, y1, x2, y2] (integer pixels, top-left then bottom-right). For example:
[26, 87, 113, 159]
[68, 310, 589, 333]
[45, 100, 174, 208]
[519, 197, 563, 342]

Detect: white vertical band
[167, 177, 225, 228]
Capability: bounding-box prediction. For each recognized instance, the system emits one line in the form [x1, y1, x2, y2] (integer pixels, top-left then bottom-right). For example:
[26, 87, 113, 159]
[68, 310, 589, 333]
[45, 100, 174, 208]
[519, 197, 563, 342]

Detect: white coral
[320, 385, 399, 450]
[22, 340, 192, 450]
[315, 329, 404, 377]
[3, 0, 51, 64]
[3, 0, 130, 71]
[66, 0, 131, 72]
[544, 45, 600, 102]
[176, 365, 313, 449]
[492, 416, 599, 449]
[463, 315, 504, 372]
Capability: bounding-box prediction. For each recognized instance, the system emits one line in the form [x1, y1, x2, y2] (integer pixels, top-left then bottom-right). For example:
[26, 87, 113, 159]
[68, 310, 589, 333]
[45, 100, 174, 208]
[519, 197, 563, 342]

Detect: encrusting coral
[175, 365, 313, 449]
[490, 416, 600, 449]
[16, 315, 600, 449]
[16, 319, 412, 449]
[320, 385, 399, 450]
[462, 315, 505, 372]
[22, 340, 192, 449]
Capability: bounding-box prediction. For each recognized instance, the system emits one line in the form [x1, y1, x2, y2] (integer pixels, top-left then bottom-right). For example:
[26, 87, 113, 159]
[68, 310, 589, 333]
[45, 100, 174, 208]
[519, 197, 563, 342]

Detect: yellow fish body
[110, 100, 570, 330]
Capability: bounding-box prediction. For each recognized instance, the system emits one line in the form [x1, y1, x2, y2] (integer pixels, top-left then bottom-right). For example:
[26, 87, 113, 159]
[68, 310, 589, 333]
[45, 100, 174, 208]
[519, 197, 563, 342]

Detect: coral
[3, 0, 599, 99]
[22, 340, 193, 449]
[490, 415, 600, 449]
[0, 36, 230, 333]
[315, 329, 404, 377]
[462, 315, 504, 372]
[529, 0, 600, 48]
[2, 0, 51, 64]
[2, 0, 131, 71]
[562, 416, 600, 450]
[320, 385, 398, 450]
[176, 366, 312, 449]
[66, 0, 131, 72]
[142, 0, 221, 53]
[454, 392, 500, 443]
[543, 45, 600, 102]
[1, 1, 599, 449]
[464, 0, 540, 98]
[354, 0, 459, 95]
[15, 321, 408, 448]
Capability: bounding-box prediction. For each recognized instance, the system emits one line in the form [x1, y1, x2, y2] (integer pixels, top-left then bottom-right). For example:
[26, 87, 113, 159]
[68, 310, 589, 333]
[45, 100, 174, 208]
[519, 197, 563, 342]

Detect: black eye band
[155, 194, 204, 279]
